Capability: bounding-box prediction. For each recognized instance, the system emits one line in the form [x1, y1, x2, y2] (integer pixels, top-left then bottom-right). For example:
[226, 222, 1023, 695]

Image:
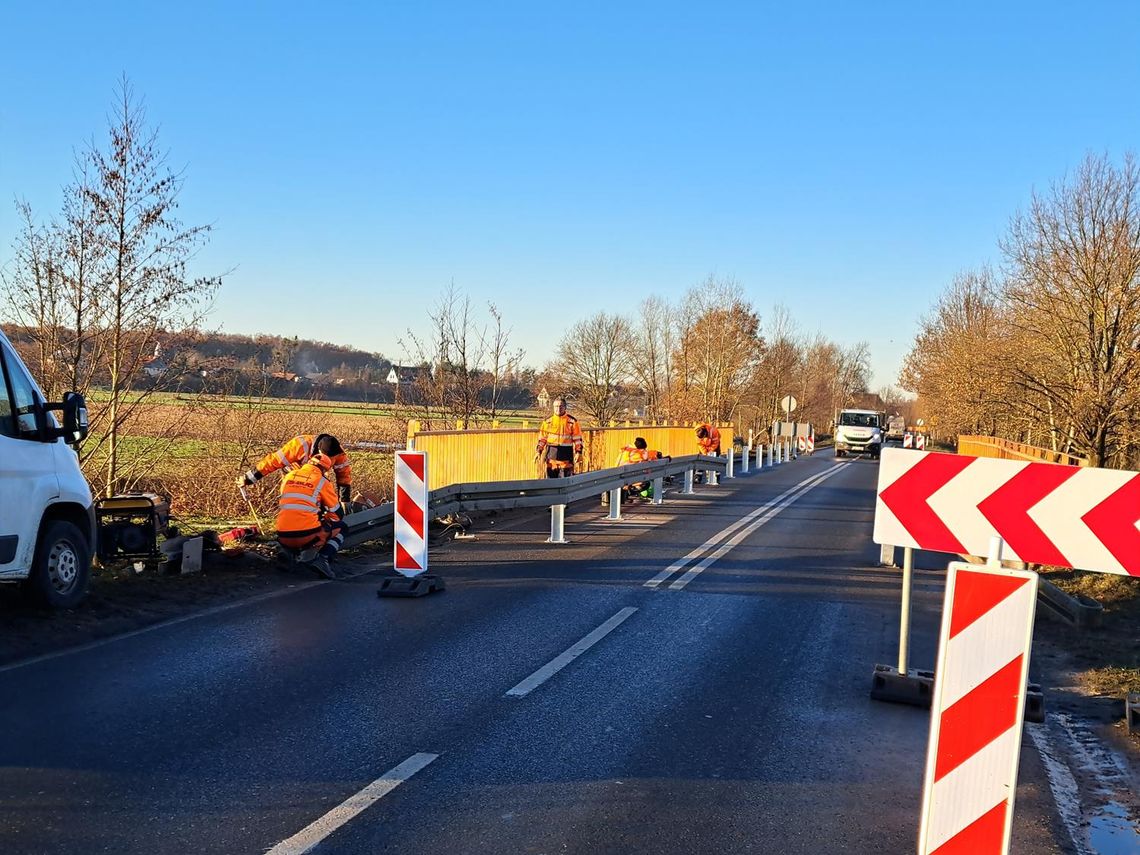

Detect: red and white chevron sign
[394, 450, 428, 576]
[919, 562, 1038, 855]
[874, 448, 1140, 576]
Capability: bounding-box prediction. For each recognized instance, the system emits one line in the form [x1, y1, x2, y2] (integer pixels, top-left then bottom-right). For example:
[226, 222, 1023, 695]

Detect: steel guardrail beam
[340, 453, 727, 548]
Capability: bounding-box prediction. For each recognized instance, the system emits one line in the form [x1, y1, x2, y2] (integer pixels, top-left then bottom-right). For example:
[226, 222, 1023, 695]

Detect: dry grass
[82, 401, 405, 524]
[1040, 568, 1140, 697]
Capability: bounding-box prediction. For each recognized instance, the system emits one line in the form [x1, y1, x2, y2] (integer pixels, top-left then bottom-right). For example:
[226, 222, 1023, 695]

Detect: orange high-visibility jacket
[536, 413, 584, 470]
[256, 435, 352, 488]
[276, 461, 342, 538]
[697, 424, 721, 455]
[614, 445, 649, 466]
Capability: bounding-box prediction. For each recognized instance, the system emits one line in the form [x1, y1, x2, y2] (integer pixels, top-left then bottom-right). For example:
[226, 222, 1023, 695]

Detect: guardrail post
[651, 476, 664, 505]
[607, 487, 622, 521]
[682, 468, 695, 494]
[726, 448, 735, 478]
[708, 466, 719, 486]
[548, 504, 568, 544]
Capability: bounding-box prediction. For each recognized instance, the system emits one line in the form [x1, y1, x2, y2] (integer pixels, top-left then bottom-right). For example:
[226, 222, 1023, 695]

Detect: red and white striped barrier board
[806, 434, 814, 454]
[904, 433, 914, 449]
[394, 450, 428, 576]
[874, 448, 1140, 576]
[916, 433, 927, 451]
[918, 561, 1038, 854]
[797, 436, 807, 453]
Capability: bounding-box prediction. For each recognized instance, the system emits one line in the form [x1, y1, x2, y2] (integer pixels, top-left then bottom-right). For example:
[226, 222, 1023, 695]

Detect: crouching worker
[239, 433, 353, 511]
[275, 452, 348, 580]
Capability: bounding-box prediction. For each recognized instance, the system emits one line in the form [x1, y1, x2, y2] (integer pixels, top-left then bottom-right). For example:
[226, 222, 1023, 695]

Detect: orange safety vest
[256, 434, 352, 487]
[614, 445, 649, 466]
[536, 413, 583, 469]
[276, 462, 342, 538]
[696, 423, 721, 455]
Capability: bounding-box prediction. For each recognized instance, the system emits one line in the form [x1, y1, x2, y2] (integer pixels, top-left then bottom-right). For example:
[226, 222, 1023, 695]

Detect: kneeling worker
[239, 433, 353, 509]
[276, 453, 347, 579]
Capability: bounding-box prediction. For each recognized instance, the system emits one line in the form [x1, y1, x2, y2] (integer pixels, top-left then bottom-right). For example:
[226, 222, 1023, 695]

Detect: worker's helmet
[315, 434, 343, 456]
[634, 437, 647, 449]
[311, 452, 333, 472]
[696, 426, 709, 439]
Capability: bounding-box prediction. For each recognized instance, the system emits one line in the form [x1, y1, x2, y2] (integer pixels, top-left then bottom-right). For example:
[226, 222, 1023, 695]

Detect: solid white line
[266, 752, 439, 855]
[505, 607, 638, 697]
[668, 463, 848, 590]
[644, 463, 848, 590]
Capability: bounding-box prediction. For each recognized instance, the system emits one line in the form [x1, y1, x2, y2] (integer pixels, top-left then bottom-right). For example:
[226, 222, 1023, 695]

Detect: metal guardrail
[341, 453, 731, 548]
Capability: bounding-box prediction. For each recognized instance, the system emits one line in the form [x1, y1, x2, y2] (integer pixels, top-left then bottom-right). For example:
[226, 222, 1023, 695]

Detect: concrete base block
[377, 574, 446, 598]
[870, 663, 1045, 722]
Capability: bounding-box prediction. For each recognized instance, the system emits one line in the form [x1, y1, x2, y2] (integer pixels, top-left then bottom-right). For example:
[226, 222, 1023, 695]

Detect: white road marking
[267, 752, 439, 855]
[505, 607, 638, 697]
[644, 463, 850, 590]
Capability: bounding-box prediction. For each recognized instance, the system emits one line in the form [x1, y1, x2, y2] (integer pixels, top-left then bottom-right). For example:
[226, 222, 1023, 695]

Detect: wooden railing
[957, 435, 1089, 467]
[406, 420, 737, 490]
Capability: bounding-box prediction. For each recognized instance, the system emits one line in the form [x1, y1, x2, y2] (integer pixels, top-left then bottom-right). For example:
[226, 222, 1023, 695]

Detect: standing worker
[275, 452, 346, 579]
[534, 397, 584, 478]
[238, 433, 353, 509]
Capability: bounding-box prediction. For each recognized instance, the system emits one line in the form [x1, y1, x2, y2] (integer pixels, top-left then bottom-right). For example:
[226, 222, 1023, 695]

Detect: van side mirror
[46, 392, 89, 445]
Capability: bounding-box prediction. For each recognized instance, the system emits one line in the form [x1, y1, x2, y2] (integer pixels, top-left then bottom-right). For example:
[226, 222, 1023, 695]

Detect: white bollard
[742, 443, 750, 474]
[548, 504, 568, 543]
[767, 443, 774, 467]
[652, 476, 663, 505]
[607, 487, 622, 521]
[879, 542, 896, 567]
[726, 448, 735, 478]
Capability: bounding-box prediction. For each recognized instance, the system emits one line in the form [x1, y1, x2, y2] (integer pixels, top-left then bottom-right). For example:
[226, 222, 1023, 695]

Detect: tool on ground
[238, 484, 266, 533]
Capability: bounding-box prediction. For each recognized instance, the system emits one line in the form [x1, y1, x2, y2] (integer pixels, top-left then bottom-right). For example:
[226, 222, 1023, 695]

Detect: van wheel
[26, 520, 91, 609]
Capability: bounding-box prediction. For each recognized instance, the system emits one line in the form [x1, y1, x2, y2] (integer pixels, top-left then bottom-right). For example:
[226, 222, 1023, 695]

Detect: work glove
[237, 469, 261, 487]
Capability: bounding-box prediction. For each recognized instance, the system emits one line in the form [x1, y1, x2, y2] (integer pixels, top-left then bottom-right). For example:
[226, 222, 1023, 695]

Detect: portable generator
[95, 493, 172, 564]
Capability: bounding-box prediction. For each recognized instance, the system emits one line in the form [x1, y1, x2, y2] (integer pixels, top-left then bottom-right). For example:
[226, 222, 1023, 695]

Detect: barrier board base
[377, 574, 447, 598]
[870, 663, 1045, 722]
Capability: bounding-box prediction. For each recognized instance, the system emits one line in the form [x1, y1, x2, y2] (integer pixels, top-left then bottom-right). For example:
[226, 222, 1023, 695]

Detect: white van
[834, 408, 883, 459]
[0, 329, 94, 608]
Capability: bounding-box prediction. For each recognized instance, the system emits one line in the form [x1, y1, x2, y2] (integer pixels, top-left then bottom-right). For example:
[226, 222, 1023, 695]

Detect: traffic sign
[780, 395, 797, 414]
[874, 449, 1140, 576]
[394, 451, 428, 575]
[919, 561, 1038, 854]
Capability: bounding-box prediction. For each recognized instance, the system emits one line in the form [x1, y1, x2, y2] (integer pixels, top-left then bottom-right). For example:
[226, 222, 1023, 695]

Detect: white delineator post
[767, 443, 774, 467]
[918, 553, 1038, 855]
[548, 504, 567, 543]
[394, 451, 429, 576]
[726, 447, 735, 478]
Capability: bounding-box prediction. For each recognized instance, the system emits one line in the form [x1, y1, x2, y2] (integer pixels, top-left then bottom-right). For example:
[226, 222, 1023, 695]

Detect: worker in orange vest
[275, 453, 346, 579]
[239, 433, 353, 508]
[603, 437, 650, 505]
[695, 423, 721, 455]
[534, 397, 584, 478]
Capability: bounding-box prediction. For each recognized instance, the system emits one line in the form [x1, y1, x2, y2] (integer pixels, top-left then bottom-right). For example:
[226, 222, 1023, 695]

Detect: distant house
[141, 342, 168, 379]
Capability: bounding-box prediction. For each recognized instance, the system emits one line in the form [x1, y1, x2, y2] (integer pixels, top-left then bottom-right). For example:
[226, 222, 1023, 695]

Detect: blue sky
[2, 2, 1138, 389]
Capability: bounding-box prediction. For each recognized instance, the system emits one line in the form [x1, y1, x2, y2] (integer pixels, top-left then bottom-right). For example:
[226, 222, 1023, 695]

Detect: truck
[834, 408, 883, 459]
[886, 414, 906, 442]
[0, 328, 95, 607]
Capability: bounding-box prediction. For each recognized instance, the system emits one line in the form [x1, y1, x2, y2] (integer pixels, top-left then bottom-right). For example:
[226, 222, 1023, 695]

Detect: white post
[767, 443, 773, 467]
[652, 476, 664, 505]
[607, 487, 622, 521]
[682, 469, 695, 494]
[898, 546, 913, 675]
[987, 536, 1004, 568]
[742, 442, 750, 474]
[726, 448, 735, 478]
[548, 504, 567, 544]
[879, 543, 896, 567]
[709, 467, 719, 486]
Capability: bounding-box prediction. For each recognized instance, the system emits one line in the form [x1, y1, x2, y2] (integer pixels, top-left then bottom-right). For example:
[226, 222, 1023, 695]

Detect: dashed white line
[505, 607, 638, 697]
[645, 463, 850, 590]
[267, 752, 439, 855]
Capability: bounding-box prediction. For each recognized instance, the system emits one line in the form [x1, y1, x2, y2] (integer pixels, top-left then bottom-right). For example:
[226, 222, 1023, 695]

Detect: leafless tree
[625, 295, 672, 420]
[556, 311, 632, 425]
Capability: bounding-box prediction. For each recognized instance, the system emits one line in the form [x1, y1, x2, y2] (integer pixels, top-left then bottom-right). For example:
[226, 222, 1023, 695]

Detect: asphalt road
[0, 453, 1069, 854]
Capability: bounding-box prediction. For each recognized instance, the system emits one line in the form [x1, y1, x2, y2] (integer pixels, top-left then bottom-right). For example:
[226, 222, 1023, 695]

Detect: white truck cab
[834, 408, 883, 459]
[0, 329, 95, 607]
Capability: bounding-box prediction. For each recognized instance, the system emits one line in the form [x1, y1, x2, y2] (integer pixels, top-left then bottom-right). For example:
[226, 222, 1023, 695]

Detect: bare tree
[625, 295, 672, 420]
[83, 77, 220, 493]
[482, 302, 523, 423]
[556, 311, 632, 425]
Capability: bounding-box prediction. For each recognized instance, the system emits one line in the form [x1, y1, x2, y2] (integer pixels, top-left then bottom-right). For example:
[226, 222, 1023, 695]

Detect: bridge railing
[956, 435, 1088, 467]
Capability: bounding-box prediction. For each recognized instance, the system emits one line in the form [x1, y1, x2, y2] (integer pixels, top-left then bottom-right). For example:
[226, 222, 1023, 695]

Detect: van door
[0, 338, 59, 576]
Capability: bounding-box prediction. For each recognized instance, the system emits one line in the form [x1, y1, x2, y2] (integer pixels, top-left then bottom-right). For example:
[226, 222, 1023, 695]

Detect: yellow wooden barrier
[957, 435, 1088, 467]
[406, 420, 736, 490]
